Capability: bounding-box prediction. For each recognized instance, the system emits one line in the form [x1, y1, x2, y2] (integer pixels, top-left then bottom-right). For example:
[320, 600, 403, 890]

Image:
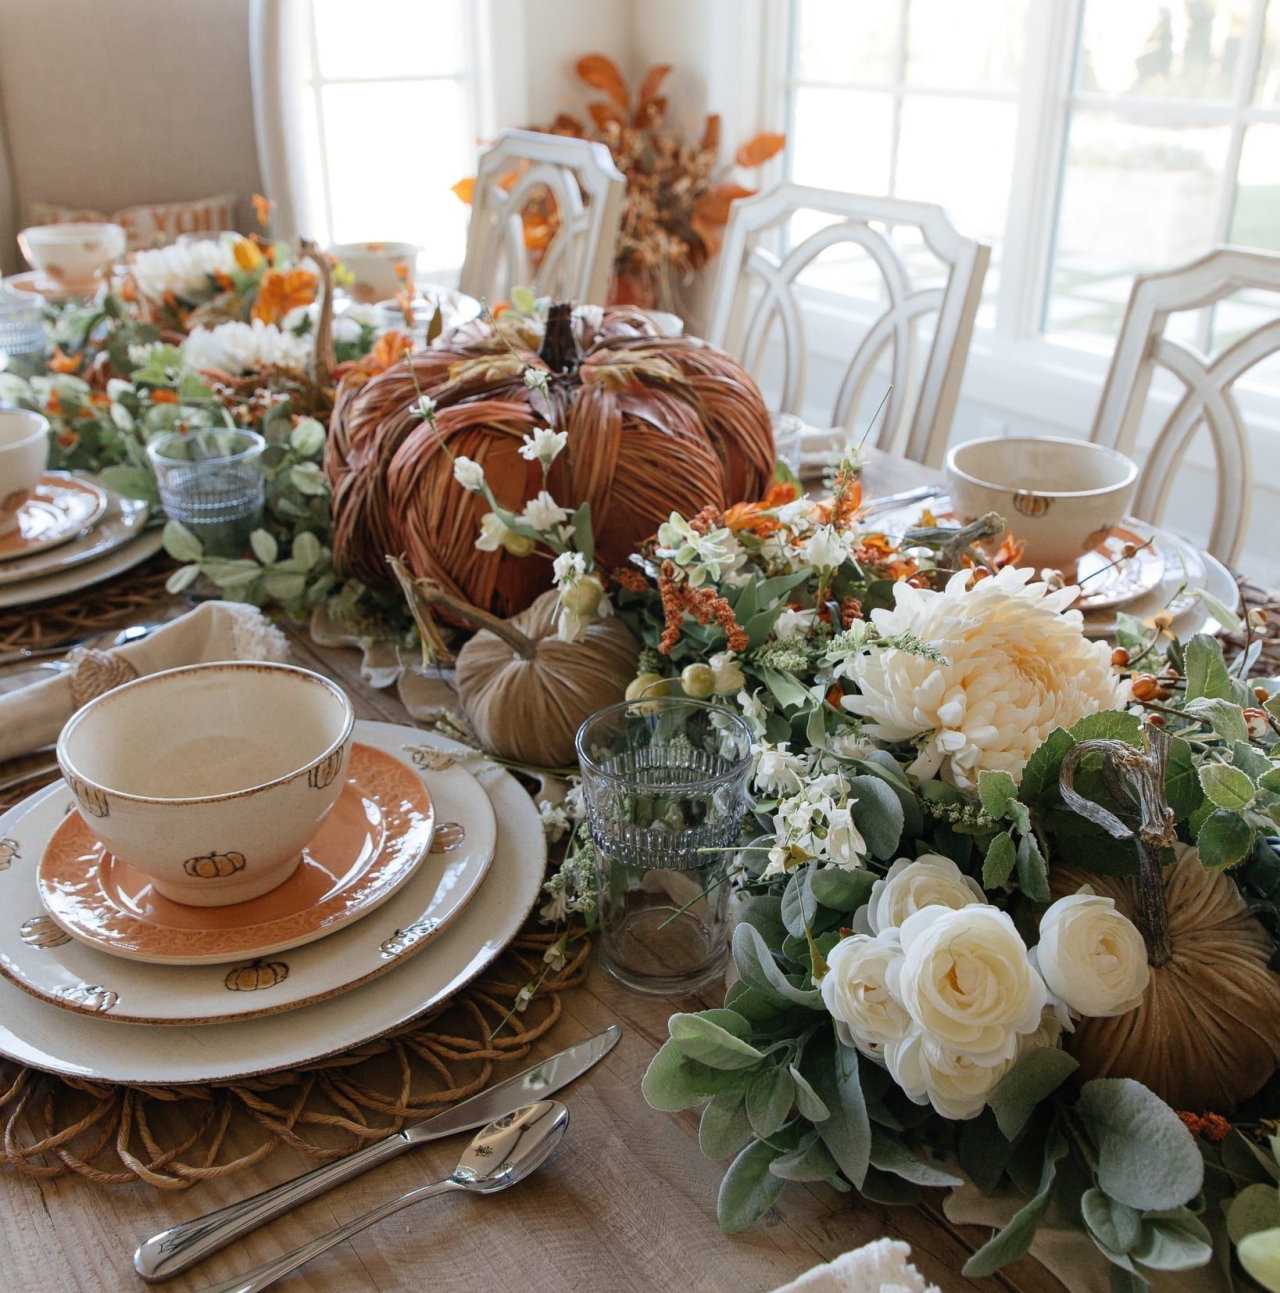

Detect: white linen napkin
[770, 1238, 941, 1293]
[0, 601, 289, 762]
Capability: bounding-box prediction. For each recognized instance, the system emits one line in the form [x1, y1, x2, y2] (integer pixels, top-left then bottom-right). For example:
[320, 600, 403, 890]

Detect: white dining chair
[704, 184, 990, 467]
[458, 129, 626, 309]
[1091, 247, 1280, 567]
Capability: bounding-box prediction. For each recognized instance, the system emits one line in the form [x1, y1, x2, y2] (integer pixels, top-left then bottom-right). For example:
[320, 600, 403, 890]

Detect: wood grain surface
[0, 450, 1070, 1293]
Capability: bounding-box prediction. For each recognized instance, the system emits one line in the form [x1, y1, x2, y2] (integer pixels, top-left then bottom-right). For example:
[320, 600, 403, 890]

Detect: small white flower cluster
[655, 513, 748, 588]
[820, 856, 1150, 1119]
[182, 319, 312, 376]
[130, 237, 238, 302]
[518, 427, 568, 467]
[758, 752, 868, 875]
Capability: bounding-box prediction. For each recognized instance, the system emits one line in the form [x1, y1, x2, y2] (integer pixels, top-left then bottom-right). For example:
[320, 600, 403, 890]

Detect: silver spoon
[196, 1100, 568, 1293]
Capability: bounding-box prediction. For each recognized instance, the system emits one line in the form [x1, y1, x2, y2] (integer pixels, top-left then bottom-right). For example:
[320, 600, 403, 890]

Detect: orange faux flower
[724, 480, 799, 536]
[252, 193, 275, 229]
[251, 268, 317, 324]
[360, 330, 414, 376]
[45, 390, 63, 416]
[48, 346, 79, 374]
[234, 239, 264, 273]
[150, 389, 179, 405]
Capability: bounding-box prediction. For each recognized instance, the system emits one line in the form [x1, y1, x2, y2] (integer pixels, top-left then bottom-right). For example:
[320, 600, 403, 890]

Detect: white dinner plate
[0, 527, 164, 609]
[0, 724, 545, 1082]
[0, 487, 149, 587]
[869, 497, 1239, 641]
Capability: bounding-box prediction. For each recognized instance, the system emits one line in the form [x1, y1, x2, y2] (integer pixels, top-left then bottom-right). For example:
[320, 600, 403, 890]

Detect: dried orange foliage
[252, 268, 317, 324]
[453, 53, 785, 310]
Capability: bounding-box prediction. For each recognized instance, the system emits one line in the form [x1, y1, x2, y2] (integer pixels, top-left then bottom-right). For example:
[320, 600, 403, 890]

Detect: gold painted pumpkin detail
[308, 748, 345, 790]
[224, 959, 289, 992]
[20, 915, 70, 948]
[1012, 491, 1051, 517]
[0, 838, 18, 870]
[183, 851, 247, 879]
[430, 822, 466, 853]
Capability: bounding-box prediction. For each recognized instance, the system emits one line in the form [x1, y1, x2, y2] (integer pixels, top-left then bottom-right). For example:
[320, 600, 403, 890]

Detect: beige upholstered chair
[459, 129, 626, 308]
[705, 184, 990, 468]
[0, 0, 263, 275]
[1091, 247, 1280, 567]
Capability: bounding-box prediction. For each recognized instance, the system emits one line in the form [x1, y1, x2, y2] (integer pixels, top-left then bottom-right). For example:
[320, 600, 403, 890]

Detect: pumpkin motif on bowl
[0, 838, 19, 870]
[19, 914, 70, 948]
[56, 983, 118, 1012]
[183, 851, 247, 880]
[56, 662, 355, 907]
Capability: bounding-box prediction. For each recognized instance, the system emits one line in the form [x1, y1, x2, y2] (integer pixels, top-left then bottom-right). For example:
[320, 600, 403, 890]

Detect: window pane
[1077, 0, 1251, 99]
[904, 0, 1028, 90]
[896, 97, 1018, 244]
[314, 0, 462, 80]
[322, 81, 470, 268]
[1210, 287, 1280, 388]
[1257, 0, 1280, 103]
[1232, 123, 1280, 249]
[793, 0, 900, 83]
[790, 88, 894, 193]
[1047, 113, 1230, 340]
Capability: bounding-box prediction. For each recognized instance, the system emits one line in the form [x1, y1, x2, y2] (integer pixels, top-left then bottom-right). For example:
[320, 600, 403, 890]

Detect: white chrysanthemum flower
[841, 566, 1125, 789]
[131, 239, 238, 301]
[181, 319, 311, 375]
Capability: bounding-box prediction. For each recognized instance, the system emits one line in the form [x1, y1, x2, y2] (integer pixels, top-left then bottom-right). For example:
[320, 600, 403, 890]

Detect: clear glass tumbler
[147, 429, 266, 557]
[576, 698, 754, 996]
[770, 411, 806, 475]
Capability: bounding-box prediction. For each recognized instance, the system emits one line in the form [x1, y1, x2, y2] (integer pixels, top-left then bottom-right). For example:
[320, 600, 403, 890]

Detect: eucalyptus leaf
[868, 1126, 963, 1187]
[847, 774, 904, 860]
[1016, 832, 1051, 904]
[989, 1047, 1079, 1140]
[164, 563, 200, 595]
[781, 867, 819, 939]
[808, 867, 875, 913]
[1076, 1079, 1204, 1211]
[1082, 1188, 1142, 1255]
[717, 1139, 786, 1233]
[162, 519, 203, 564]
[249, 529, 278, 565]
[979, 770, 1019, 819]
[789, 1065, 830, 1122]
[1185, 698, 1250, 746]
[811, 1040, 870, 1189]
[669, 1014, 764, 1070]
[746, 1065, 795, 1139]
[1185, 634, 1234, 702]
[1130, 1210, 1213, 1272]
[731, 924, 824, 1010]
[983, 831, 1018, 889]
[1020, 728, 1075, 808]
[292, 530, 322, 568]
[1227, 1183, 1280, 1244]
[700, 1092, 754, 1160]
[769, 1132, 839, 1182]
[642, 1039, 748, 1112]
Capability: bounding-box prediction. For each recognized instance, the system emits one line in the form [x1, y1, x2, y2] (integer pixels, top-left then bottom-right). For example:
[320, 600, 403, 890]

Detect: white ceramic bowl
[945, 435, 1139, 574]
[57, 662, 355, 907]
[17, 222, 127, 292]
[331, 241, 419, 304]
[0, 410, 49, 537]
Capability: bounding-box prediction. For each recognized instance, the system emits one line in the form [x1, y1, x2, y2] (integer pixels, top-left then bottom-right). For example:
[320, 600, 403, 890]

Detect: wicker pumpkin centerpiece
[327, 303, 774, 617]
[1054, 733, 1280, 1112]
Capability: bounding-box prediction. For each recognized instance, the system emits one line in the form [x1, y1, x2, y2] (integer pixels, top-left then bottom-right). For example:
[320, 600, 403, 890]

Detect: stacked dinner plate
[872, 497, 1242, 640]
[0, 723, 546, 1084]
[0, 471, 164, 609]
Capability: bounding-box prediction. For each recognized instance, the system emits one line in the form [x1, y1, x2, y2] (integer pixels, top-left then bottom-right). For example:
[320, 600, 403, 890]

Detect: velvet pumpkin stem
[387, 557, 538, 661]
[539, 302, 580, 375]
[298, 238, 335, 391]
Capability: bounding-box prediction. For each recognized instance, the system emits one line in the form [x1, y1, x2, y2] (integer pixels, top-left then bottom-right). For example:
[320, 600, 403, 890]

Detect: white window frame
[752, 0, 1280, 487]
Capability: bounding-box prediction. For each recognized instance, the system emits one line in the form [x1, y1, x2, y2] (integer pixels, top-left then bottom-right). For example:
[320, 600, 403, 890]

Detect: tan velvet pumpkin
[1051, 852, 1280, 1112]
[453, 590, 640, 768]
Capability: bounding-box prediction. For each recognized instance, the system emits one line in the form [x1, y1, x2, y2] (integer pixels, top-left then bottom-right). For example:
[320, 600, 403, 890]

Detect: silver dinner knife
[134, 1025, 620, 1282]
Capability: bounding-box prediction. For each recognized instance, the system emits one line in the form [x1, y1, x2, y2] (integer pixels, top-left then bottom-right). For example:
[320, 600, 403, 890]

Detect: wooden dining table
[1, 449, 1072, 1293]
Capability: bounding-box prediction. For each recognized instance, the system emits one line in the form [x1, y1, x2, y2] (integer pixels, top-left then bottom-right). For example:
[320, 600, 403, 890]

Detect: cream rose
[820, 933, 911, 1060]
[1034, 889, 1150, 1020]
[891, 904, 1046, 1060]
[885, 1029, 1017, 1120]
[862, 854, 985, 934]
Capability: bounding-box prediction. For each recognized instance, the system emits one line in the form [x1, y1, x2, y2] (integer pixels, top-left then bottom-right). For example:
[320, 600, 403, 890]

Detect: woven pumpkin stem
[1059, 733, 1174, 967]
[298, 238, 336, 391]
[388, 557, 538, 663]
[539, 302, 580, 375]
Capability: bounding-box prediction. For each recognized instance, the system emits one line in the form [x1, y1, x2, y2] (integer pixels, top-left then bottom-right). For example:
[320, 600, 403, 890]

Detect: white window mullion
[996, 0, 1081, 341]
[305, 6, 335, 249]
[887, 0, 910, 196]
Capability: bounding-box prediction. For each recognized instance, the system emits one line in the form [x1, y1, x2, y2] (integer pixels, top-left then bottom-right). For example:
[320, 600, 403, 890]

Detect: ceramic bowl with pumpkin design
[17, 221, 127, 292]
[56, 662, 354, 907]
[0, 410, 49, 537]
[945, 435, 1139, 576]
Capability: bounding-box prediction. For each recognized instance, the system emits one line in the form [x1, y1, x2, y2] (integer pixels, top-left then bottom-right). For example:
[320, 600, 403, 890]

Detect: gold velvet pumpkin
[1052, 851, 1280, 1112]
[454, 589, 640, 769]
[327, 303, 775, 618]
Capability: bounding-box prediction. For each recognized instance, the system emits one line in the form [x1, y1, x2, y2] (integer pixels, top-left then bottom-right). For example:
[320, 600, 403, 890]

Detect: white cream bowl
[0, 409, 49, 537]
[56, 662, 355, 907]
[331, 241, 419, 304]
[17, 221, 127, 292]
[945, 435, 1139, 575]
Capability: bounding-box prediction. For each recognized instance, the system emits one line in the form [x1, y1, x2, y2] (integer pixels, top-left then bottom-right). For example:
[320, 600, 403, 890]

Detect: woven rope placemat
[0, 551, 175, 654]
